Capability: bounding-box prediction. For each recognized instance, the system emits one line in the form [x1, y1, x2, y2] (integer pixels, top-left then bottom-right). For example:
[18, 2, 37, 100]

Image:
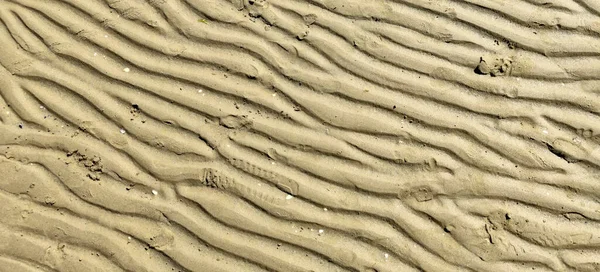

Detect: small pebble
[152, 189, 158, 195]
[285, 195, 293, 200]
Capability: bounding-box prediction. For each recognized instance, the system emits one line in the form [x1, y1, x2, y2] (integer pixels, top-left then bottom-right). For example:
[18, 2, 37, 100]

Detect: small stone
[87, 173, 99, 181]
[475, 58, 490, 75]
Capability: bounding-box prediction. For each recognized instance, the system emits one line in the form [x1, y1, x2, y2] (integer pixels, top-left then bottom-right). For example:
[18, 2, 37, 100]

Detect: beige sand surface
[1, 0, 600, 271]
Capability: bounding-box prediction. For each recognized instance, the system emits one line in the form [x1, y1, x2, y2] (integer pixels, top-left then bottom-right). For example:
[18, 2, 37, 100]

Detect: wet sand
[1, 0, 600, 271]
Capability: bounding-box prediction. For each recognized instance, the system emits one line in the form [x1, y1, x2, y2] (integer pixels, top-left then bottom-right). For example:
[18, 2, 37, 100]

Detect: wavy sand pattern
[1, 0, 600, 271]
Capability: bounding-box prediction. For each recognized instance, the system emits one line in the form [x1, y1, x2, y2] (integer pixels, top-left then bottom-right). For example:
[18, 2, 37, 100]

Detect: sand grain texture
[1, 0, 600, 271]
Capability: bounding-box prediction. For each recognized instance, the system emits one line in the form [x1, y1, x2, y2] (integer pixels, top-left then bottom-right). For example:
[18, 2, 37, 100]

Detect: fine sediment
[1, 0, 600, 271]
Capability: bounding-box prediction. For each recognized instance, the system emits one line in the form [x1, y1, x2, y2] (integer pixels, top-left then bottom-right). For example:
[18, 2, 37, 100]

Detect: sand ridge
[1, 0, 600, 271]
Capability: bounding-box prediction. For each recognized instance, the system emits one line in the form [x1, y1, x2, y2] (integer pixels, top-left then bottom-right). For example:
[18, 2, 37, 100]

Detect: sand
[0, 0, 600, 271]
